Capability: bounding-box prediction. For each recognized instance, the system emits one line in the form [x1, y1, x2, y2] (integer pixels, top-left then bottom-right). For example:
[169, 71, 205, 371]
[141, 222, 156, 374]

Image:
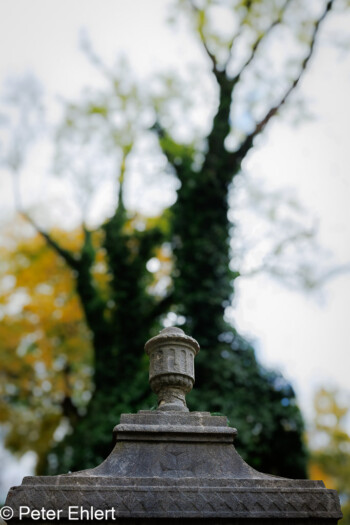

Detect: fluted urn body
[144, 326, 199, 411]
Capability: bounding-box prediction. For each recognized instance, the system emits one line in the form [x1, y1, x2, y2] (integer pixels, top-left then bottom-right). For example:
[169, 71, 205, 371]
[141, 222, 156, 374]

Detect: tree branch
[240, 261, 350, 291]
[198, 30, 218, 75]
[229, 0, 291, 84]
[23, 211, 111, 350]
[75, 225, 109, 334]
[199, 1, 291, 178]
[238, 228, 316, 278]
[151, 120, 194, 181]
[189, 0, 219, 77]
[117, 145, 132, 213]
[21, 211, 79, 271]
[233, 0, 334, 165]
[10, 164, 79, 271]
[315, 263, 350, 285]
[224, 1, 254, 70]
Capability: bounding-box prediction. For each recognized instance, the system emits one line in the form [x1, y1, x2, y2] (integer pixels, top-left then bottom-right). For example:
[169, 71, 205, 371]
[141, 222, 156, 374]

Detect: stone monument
[5, 327, 342, 523]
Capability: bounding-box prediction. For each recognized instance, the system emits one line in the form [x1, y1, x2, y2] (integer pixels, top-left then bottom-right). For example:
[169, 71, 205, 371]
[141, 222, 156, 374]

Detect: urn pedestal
[5, 327, 342, 524]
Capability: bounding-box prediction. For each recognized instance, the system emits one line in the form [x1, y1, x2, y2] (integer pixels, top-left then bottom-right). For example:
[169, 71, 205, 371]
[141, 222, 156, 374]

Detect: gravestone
[5, 327, 342, 523]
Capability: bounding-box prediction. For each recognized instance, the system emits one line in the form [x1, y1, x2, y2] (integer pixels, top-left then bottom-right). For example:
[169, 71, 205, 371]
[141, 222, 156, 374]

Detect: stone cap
[113, 411, 237, 443]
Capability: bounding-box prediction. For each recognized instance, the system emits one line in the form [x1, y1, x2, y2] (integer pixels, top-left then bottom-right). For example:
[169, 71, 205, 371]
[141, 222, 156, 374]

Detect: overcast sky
[0, 0, 350, 493]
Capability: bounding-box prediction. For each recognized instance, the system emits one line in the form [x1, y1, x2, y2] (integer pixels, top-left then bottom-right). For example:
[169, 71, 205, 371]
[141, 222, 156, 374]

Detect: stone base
[5, 412, 342, 523]
[6, 476, 341, 521]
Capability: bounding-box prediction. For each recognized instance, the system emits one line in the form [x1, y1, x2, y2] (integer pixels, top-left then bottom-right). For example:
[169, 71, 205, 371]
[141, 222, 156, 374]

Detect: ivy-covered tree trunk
[44, 203, 165, 472]
[154, 69, 306, 477]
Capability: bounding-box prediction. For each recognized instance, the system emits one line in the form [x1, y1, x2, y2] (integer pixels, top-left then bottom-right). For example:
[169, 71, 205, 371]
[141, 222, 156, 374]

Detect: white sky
[0, 0, 350, 494]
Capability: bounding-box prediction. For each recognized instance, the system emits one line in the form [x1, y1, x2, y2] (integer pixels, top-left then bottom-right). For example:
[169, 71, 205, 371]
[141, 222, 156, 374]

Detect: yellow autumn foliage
[0, 218, 95, 470]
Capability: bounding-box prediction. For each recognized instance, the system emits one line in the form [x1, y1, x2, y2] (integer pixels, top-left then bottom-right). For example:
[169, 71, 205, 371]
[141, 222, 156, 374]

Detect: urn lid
[144, 326, 200, 355]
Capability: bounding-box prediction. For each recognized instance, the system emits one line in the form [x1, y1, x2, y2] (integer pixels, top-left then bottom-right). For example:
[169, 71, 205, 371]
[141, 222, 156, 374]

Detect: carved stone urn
[145, 326, 199, 411]
[5, 327, 342, 524]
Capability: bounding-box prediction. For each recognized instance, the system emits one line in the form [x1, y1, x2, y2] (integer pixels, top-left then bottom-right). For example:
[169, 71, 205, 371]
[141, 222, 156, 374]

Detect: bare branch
[229, 0, 292, 83]
[240, 261, 350, 291]
[225, 1, 253, 68]
[198, 31, 219, 75]
[80, 30, 116, 83]
[189, 1, 219, 76]
[9, 155, 79, 271]
[21, 211, 79, 271]
[312, 263, 350, 286]
[270, 229, 315, 258]
[233, 0, 334, 164]
[237, 229, 316, 279]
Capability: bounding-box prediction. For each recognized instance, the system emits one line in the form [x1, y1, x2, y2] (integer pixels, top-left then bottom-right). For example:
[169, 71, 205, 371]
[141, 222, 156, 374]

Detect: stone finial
[144, 327, 200, 411]
[6, 326, 343, 524]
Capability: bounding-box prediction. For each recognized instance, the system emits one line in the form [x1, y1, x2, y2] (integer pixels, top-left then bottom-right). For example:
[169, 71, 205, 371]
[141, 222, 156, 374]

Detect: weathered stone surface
[113, 410, 237, 442]
[5, 328, 343, 523]
[145, 326, 200, 411]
